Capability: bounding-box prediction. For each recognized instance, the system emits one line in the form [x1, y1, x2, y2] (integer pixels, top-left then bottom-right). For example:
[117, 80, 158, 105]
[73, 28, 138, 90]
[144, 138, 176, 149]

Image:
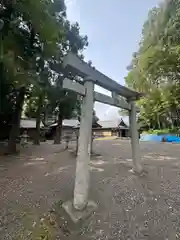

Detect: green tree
[23, 2, 88, 145]
[0, 0, 87, 152]
[125, 0, 180, 131]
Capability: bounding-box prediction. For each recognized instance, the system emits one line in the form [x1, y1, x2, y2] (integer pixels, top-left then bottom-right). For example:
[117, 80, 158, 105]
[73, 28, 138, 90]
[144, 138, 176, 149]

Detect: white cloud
[65, 0, 80, 22]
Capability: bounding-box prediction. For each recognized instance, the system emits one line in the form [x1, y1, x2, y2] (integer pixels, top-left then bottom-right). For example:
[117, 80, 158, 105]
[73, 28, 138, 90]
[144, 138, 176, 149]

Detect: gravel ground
[0, 140, 180, 239]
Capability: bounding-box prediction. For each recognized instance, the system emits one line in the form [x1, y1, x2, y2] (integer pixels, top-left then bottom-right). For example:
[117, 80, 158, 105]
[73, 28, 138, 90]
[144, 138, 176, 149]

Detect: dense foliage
[0, 0, 88, 152]
[125, 0, 180, 131]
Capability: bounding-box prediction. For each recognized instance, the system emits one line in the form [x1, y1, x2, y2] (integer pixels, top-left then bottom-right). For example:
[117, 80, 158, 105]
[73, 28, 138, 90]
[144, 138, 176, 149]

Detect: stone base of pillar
[62, 200, 97, 223]
[90, 152, 101, 157]
[129, 168, 148, 176]
[69, 150, 101, 158]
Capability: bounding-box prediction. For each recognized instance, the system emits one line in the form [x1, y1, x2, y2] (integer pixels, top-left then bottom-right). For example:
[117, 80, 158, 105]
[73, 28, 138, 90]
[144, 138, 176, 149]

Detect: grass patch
[14, 199, 89, 239]
[14, 204, 61, 240]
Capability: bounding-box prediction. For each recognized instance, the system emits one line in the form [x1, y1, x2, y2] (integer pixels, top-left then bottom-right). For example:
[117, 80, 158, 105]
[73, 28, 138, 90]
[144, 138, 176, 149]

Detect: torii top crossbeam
[63, 52, 142, 100]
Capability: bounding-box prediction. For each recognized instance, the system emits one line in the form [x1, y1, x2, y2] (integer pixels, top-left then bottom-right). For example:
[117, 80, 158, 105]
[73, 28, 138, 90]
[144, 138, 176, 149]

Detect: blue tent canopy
[140, 134, 180, 143]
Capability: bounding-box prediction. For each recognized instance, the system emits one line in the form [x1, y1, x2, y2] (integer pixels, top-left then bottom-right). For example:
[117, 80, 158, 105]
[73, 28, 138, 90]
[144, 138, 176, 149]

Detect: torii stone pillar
[129, 100, 143, 173]
[63, 78, 97, 223]
[73, 78, 94, 210]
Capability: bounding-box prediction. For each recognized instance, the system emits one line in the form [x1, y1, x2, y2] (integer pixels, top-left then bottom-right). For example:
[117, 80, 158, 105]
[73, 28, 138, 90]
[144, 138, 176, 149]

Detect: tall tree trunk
[34, 94, 43, 145]
[176, 108, 180, 126]
[54, 114, 63, 144]
[157, 115, 161, 129]
[8, 87, 26, 154]
[161, 117, 166, 129]
[41, 108, 47, 127]
[75, 135, 78, 155]
[170, 112, 174, 128]
[90, 132, 94, 155]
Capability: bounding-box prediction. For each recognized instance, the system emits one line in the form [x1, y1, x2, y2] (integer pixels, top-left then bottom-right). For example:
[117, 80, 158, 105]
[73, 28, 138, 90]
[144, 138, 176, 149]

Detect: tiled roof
[63, 119, 80, 127]
[20, 119, 44, 128]
[50, 119, 80, 128]
[98, 119, 129, 129]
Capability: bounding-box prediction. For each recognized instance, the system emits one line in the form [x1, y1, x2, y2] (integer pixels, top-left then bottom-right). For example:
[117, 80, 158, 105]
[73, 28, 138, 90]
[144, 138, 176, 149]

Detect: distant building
[0, 118, 44, 141]
[49, 119, 80, 129]
[45, 119, 80, 140]
[45, 117, 136, 140]
[20, 118, 45, 140]
[94, 118, 130, 137]
[20, 119, 44, 129]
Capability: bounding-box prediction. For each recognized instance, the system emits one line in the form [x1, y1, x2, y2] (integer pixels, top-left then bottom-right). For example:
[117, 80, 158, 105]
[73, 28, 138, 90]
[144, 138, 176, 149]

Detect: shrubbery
[142, 128, 180, 135]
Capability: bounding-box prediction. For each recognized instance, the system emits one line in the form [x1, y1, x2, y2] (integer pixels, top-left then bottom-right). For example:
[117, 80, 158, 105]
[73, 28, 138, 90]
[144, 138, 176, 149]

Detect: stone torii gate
[62, 52, 143, 222]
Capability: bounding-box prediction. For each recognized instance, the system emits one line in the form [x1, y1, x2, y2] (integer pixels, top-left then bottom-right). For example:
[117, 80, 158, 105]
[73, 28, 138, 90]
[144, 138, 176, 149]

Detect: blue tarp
[140, 134, 163, 142]
[140, 134, 180, 143]
[166, 135, 180, 142]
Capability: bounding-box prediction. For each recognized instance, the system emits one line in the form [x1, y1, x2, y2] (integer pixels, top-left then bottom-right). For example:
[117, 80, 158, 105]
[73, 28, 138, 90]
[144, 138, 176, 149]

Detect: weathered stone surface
[62, 200, 97, 223]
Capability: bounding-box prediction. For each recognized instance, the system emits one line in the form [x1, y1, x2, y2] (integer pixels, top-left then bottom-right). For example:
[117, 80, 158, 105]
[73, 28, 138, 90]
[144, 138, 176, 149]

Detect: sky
[65, 0, 160, 121]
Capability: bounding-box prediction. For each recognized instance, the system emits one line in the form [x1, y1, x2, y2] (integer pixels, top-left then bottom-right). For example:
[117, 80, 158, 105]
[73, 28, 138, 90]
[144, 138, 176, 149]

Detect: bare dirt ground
[0, 140, 180, 239]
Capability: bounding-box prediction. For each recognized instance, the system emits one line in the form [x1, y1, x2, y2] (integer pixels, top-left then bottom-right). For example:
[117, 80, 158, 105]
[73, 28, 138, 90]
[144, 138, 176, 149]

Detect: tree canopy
[125, 0, 180, 131]
[0, 0, 88, 152]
